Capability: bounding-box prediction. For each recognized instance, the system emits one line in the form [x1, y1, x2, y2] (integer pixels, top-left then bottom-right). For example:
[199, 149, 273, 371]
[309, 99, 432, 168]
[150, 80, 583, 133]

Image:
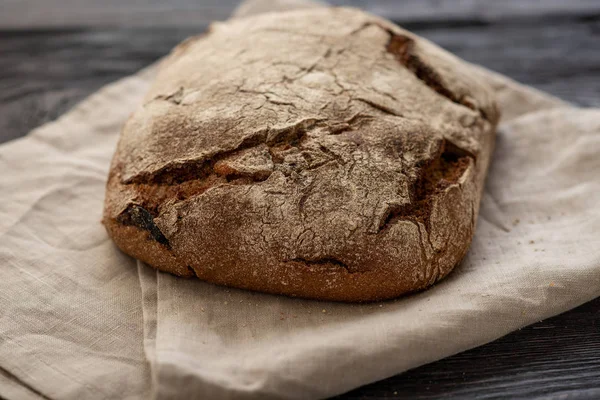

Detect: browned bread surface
[103, 7, 499, 302]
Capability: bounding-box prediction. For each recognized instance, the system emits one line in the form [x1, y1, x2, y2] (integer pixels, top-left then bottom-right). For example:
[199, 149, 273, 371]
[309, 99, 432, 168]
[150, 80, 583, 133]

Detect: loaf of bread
[103, 7, 499, 302]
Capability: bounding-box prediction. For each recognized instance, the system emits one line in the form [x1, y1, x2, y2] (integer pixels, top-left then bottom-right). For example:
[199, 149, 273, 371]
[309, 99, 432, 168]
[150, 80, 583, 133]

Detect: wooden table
[1, 1, 599, 398]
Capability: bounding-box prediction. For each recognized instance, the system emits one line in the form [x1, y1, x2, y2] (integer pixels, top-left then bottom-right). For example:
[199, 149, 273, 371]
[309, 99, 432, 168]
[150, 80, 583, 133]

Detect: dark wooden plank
[0, 11, 599, 400]
[0, 28, 193, 143]
[2, 16, 599, 143]
[1, 0, 600, 28]
[407, 17, 600, 108]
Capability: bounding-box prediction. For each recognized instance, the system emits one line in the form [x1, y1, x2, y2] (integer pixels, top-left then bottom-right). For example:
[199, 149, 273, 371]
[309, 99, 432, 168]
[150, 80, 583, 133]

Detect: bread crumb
[379, 304, 383, 308]
[512, 218, 520, 225]
[549, 282, 555, 287]
[224, 301, 228, 305]
[200, 307, 205, 312]
[394, 391, 398, 395]
[322, 309, 327, 313]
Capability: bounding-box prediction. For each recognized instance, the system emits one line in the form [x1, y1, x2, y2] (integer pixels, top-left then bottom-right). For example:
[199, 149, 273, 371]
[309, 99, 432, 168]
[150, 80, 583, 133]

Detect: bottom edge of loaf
[103, 217, 468, 303]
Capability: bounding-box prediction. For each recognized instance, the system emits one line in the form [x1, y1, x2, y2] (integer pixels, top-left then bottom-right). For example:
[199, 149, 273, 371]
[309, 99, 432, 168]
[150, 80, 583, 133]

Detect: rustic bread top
[104, 7, 499, 301]
[119, 8, 496, 183]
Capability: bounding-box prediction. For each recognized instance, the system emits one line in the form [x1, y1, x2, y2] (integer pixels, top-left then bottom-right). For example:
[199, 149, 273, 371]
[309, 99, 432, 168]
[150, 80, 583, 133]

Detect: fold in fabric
[142, 109, 600, 400]
[0, 67, 156, 400]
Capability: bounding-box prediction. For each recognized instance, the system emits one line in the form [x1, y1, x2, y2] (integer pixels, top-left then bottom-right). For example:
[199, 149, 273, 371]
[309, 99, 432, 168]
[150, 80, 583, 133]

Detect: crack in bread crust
[378, 139, 473, 234]
[116, 204, 171, 247]
[385, 33, 485, 118]
[103, 7, 498, 302]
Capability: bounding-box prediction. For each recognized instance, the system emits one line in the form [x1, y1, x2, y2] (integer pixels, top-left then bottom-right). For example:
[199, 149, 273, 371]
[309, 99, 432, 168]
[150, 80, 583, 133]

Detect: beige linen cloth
[1, 1, 599, 399]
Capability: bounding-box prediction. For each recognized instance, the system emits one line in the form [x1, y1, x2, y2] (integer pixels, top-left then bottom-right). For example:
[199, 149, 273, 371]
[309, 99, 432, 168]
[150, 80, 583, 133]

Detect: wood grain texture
[1, 2, 599, 399]
[2, 16, 599, 143]
[0, 28, 188, 143]
[1, 0, 600, 28]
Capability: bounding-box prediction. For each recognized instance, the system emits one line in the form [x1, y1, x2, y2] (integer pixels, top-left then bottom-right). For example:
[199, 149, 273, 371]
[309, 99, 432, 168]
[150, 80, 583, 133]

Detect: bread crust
[103, 7, 498, 302]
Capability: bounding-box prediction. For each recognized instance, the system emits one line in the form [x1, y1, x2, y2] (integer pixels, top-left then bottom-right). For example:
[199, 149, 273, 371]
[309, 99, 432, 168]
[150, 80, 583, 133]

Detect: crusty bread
[103, 7, 499, 302]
